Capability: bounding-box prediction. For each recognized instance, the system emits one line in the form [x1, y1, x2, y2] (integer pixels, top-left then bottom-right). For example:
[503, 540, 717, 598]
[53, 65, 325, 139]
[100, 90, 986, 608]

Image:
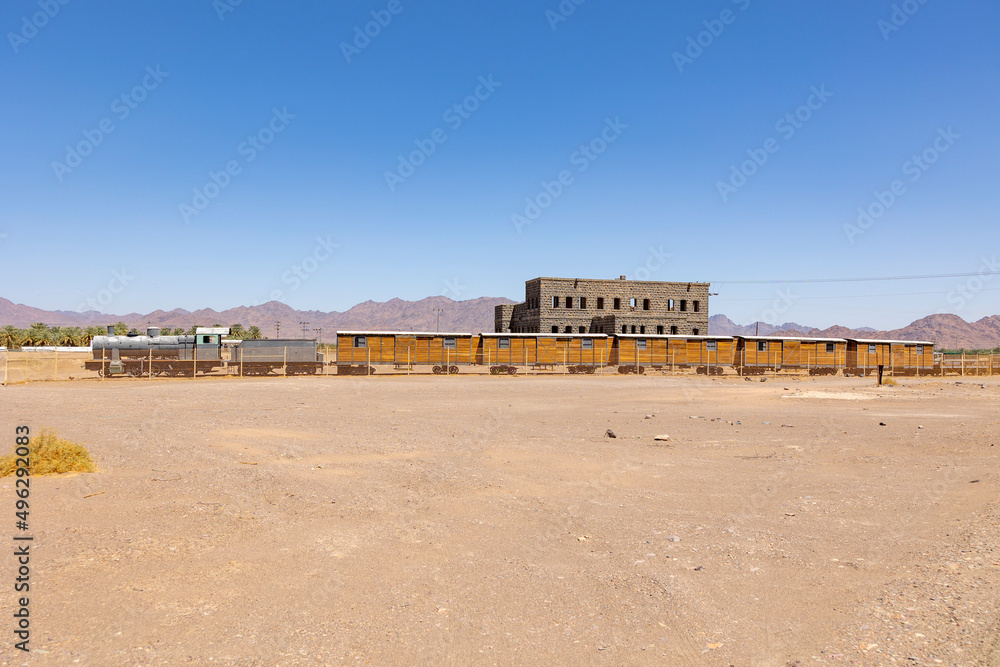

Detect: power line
[714, 287, 1000, 302]
[714, 271, 1000, 285]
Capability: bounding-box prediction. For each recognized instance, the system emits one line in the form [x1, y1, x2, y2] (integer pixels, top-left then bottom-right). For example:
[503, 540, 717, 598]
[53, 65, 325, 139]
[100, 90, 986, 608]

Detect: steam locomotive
[85, 326, 324, 377]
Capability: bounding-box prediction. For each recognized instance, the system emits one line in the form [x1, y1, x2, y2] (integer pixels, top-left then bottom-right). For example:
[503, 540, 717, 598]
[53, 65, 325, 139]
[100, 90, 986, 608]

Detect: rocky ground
[1, 373, 998, 666]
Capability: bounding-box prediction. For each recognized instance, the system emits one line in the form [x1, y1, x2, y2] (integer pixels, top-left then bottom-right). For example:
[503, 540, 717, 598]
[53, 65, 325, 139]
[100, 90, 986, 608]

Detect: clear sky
[1, 1, 997, 329]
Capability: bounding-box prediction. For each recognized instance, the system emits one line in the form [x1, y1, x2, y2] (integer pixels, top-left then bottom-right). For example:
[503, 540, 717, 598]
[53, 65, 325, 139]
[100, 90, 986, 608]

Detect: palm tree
[187, 325, 201, 335]
[25, 323, 52, 347]
[113, 322, 129, 335]
[1, 326, 23, 349]
[229, 324, 246, 339]
[83, 326, 104, 345]
[60, 327, 84, 346]
[245, 326, 262, 340]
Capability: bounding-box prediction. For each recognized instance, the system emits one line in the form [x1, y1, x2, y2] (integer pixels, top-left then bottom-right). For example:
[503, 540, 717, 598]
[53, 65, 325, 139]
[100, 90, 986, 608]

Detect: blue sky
[1, 0, 998, 329]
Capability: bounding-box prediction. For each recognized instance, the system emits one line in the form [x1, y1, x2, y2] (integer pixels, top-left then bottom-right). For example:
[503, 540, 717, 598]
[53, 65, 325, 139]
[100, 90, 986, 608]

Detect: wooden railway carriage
[479, 333, 610, 368]
[734, 336, 848, 375]
[845, 339, 934, 376]
[610, 335, 734, 372]
[336, 331, 479, 373]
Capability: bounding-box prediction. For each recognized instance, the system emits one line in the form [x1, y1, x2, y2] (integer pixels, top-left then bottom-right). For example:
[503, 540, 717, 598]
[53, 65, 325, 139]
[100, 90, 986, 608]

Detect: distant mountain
[0, 296, 516, 341]
[710, 313, 1000, 350]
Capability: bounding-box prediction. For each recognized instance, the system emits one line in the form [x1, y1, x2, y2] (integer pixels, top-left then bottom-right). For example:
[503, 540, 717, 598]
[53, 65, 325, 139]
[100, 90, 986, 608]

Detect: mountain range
[1, 296, 998, 349]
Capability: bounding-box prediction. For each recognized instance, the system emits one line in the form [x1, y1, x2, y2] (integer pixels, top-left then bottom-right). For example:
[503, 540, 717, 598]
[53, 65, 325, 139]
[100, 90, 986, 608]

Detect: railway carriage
[845, 339, 934, 376]
[336, 331, 479, 374]
[734, 336, 848, 375]
[478, 333, 610, 370]
[610, 335, 734, 373]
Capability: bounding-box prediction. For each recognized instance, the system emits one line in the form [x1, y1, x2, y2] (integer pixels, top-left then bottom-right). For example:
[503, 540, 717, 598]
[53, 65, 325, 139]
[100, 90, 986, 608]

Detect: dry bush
[881, 377, 898, 387]
[0, 428, 96, 476]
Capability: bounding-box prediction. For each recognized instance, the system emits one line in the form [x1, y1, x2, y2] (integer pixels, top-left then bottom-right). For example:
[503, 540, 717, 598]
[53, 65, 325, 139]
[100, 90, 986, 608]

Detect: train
[86, 326, 935, 378]
[86, 326, 324, 377]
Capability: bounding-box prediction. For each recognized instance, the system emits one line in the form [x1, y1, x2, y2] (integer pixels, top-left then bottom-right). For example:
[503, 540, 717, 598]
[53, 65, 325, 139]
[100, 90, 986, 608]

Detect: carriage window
[354, 336, 366, 348]
[868, 344, 877, 354]
[581, 338, 593, 350]
[596, 297, 604, 309]
[637, 339, 647, 350]
[706, 340, 717, 351]
[757, 341, 767, 352]
[916, 345, 923, 354]
[444, 337, 457, 349]
[826, 343, 835, 353]
[201, 335, 213, 344]
[499, 338, 510, 349]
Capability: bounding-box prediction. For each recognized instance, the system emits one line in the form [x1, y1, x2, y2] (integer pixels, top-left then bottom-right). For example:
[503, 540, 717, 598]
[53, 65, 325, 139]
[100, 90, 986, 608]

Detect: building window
[444, 337, 457, 349]
[579, 297, 586, 309]
[916, 345, 923, 354]
[757, 341, 767, 352]
[680, 300, 687, 312]
[613, 298, 621, 310]
[578, 326, 585, 333]
[670, 326, 677, 335]
[631, 325, 636, 334]
[643, 299, 650, 310]
[640, 326, 645, 334]
[693, 300, 699, 312]
[552, 296, 559, 308]
[582, 338, 593, 350]
[621, 325, 627, 334]
[565, 297, 573, 308]
[825, 343, 835, 353]
[693, 328, 699, 335]
[564, 326, 572, 333]
[706, 340, 717, 351]
[657, 325, 664, 334]
[552, 326, 558, 333]
[597, 297, 604, 309]
[668, 299, 674, 310]
[637, 339, 647, 350]
[354, 336, 366, 348]
[499, 338, 510, 350]
[869, 344, 877, 354]
[630, 297, 637, 308]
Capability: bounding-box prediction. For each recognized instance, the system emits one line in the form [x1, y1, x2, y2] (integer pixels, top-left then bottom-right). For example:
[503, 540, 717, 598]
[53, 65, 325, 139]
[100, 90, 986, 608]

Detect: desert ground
[1, 373, 999, 666]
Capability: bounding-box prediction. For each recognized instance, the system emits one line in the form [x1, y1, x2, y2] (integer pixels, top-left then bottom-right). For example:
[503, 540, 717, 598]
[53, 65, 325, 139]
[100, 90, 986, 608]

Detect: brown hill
[768, 314, 1000, 350]
[0, 296, 516, 341]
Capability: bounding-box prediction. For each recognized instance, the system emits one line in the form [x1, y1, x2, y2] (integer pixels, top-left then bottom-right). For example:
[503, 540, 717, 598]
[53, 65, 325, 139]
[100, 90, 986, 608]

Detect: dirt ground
[1, 374, 999, 666]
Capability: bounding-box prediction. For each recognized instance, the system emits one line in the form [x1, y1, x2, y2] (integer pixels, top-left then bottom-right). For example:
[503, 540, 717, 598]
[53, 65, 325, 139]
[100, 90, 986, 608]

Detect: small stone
[694, 565, 703, 571]
[654, 434, 671, 442]
[666, 535, 680, 543]
[645, 415, 654, 419]
[917, 425, 924, 429]
[879, 422, 886, 426]
[605, 429, 616, 438]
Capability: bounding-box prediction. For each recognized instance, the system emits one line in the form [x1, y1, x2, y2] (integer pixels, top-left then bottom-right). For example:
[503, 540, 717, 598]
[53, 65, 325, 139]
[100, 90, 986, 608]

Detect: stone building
[495, 276, 710, 335]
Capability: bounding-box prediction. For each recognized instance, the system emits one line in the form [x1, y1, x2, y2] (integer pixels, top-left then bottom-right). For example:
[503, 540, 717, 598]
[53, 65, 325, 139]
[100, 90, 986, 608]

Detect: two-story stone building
[495, 276, 710, 335]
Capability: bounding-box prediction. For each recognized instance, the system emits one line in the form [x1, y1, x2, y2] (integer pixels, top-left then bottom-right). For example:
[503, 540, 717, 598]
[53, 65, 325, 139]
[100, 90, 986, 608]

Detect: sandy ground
[1, 374, 999, 666]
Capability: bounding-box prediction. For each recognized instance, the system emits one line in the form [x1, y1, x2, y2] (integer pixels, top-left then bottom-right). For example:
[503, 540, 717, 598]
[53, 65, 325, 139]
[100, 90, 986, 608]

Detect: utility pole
[313, 327, 322, 343]
[299, 321, 309, 339]
[433, 308, 444, 332]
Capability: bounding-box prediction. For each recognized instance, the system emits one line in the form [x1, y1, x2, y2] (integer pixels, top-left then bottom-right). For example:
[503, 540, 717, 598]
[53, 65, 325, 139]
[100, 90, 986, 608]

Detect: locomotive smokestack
[107, 325, 114, 336]
[147, 327, 160, 337]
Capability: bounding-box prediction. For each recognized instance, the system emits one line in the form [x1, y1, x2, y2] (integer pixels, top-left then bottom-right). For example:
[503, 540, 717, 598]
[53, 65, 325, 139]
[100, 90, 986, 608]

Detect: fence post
[148, 347, 152, 380]
[962, 352, 965, 376]
[284, 346, 288, 377]
[193, 344, 197, 379]
[366, 347, 370, 377]
[54, 350, 58, 382]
